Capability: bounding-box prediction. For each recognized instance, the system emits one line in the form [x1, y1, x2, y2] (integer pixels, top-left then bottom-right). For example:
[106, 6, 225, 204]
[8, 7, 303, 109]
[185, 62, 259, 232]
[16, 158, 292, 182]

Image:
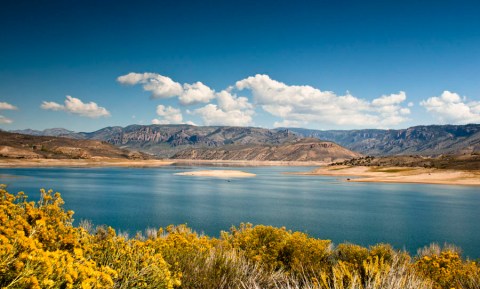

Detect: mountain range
[10, 123, 480, 157]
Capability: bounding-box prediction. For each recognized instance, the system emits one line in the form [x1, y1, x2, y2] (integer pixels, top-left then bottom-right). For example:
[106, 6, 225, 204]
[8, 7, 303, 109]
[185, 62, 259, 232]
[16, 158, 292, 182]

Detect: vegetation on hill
[333, 154, 480, 171]
[1, 185, 479, 289]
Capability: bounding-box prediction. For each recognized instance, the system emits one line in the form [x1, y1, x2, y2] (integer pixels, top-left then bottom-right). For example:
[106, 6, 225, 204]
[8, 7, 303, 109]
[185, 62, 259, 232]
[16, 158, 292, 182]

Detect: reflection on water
[1, 166, 479, 258]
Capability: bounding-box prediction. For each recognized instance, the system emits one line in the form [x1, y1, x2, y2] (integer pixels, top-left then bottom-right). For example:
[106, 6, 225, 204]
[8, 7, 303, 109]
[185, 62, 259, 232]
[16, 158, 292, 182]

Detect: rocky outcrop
[80, 125, 300, 157]
[288, 124, 480, 156]
[13, 123, 480, 157]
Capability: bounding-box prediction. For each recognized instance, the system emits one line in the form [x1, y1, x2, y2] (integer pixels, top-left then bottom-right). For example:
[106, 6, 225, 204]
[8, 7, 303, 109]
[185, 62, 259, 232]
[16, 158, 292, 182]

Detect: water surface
[1, 166, 479, 258]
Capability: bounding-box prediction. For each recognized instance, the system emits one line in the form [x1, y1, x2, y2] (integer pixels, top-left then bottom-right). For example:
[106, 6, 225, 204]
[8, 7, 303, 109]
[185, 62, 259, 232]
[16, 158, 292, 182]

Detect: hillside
[13, 125, 301, 158]
[11, 123, 480, 157]
[288, 124, 480, 156]
[333, 154, 480, 171]
[0, 131, 148, 160]
[172, 138, 361, 162]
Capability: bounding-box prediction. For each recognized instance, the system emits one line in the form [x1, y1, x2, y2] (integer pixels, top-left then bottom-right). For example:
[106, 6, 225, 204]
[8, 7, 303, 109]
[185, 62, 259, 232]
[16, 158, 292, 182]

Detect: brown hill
[334, 154, 480, 171]
[0, 131, 149, 160]
[172, 138, 361, 162]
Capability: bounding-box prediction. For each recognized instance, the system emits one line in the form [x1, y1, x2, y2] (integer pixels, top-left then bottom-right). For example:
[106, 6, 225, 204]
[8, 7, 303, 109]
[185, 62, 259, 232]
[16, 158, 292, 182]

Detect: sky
[0, 0, 479, 132]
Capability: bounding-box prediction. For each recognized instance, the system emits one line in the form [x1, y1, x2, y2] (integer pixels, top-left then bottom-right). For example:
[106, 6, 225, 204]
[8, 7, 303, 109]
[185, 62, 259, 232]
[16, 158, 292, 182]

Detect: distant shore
[0, 158, 328, 168]
[170, 159, 329, 167]
[300, 165, 480, 186]
[0, 158, 175, 168]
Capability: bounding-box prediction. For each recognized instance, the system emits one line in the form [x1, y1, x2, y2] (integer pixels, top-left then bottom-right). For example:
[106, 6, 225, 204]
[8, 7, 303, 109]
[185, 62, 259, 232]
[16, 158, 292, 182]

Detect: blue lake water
[1, 166, 479, 258]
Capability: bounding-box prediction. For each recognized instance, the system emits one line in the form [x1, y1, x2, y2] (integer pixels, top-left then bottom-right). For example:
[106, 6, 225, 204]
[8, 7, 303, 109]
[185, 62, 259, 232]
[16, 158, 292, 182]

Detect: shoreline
[0, 158, 175, 168]
[300, 165, 480, 186]
[0, 158, 327, 168]
[170, 159, 328, 167]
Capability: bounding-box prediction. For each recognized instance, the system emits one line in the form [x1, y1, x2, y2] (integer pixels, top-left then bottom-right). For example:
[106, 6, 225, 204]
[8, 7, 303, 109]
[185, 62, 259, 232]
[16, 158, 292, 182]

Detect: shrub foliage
[1, 185, 479, 289]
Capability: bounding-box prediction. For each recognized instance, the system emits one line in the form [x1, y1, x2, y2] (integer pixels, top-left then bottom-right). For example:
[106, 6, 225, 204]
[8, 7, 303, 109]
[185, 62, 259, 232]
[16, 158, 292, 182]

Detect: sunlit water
[1, 166, 479, 258]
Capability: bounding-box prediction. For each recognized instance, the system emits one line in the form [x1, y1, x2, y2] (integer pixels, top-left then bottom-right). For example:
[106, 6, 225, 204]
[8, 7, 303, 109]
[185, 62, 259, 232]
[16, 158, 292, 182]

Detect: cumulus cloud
[117, 72, 215, 105]
[117, 72, 183, 99]
[152, 105, 184, 124]
[0, 115, 13, 124]
[192, 90, 255, 126]
[236, 74, 410, 127]
[0, 102, 17, 110]
[40, 96, 111, 118]
[216, 90, 253, 111]
[421, 91, 480, 124]
[179, 82, 215, 105]
[118, 72, 414, 128]
[193, 104, 254, 126]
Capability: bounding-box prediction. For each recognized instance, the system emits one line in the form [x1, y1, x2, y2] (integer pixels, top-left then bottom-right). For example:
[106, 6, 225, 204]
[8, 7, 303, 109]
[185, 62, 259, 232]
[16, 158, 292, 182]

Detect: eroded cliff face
[12, 124, 480, 158]
[287, 124, 480, 156]
[82, 125, 300, 157]
[172, 138, 361, 162]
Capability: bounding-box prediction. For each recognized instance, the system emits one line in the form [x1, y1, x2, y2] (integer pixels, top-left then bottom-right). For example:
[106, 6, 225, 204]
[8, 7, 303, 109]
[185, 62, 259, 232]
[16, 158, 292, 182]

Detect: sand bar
[175, 170, 256, 178]
[300, 165, 480, 186]
[0, 158, 174, 168]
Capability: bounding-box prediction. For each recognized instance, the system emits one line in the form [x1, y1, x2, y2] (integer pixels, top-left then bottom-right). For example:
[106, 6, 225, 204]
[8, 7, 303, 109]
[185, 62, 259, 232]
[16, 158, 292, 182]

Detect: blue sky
[0, 0, 479, 131]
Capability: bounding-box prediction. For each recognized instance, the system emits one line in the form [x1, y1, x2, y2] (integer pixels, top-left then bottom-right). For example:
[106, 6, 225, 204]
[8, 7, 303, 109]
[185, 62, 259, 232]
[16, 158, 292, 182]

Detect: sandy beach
[301, 165, 480, 186]
[0, 158, 328, 168]
[174, 170, 256, 178]
[0, 158, 174, 168]
[170, 159, 328, 167]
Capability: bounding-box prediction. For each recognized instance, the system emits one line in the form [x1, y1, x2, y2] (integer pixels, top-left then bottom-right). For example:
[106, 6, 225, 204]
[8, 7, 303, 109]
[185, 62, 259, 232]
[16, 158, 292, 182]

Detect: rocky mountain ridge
[10, 123, 480, 157]
[287, 124, 480, 156]
[12, 125, 300, 157]
[172, 138, 361, 162]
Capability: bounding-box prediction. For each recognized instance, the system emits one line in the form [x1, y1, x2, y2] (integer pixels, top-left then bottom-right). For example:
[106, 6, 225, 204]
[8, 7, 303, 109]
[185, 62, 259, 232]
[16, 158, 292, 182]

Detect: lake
[1, 166, 479, 258]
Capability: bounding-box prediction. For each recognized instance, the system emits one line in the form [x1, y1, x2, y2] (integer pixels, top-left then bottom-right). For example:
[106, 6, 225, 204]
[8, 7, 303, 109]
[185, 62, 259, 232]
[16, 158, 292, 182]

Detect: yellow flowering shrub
[222, 223, 332, 276]
[415, 245, 480, 289]
[1, 185, 479, 289]
[222, 223, 292, 270]
[0, 185, 115, 288]
[0, 185, 177, 289]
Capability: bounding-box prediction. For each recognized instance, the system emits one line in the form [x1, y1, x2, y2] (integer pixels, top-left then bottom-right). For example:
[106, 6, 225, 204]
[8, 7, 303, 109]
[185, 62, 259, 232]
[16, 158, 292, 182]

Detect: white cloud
[192, 90, 255, 126]
[41, 101, 64, 111]
[117, 72, 183, 99]
[41, 95, 111, 118]
[0, 102, 17, 110]
[371, 91, 406, 106]
[236, 74, 410, 127]
[194, 104, 254, 126]
[0, 115, 13, 124]
[179, 82, 215, 105]
[117, 72, 214, 105]
[421, 91, 480, 124]
[152, 105, 183, 124]
[216, 90, 253, 111]
[118, 72, 414, 128]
